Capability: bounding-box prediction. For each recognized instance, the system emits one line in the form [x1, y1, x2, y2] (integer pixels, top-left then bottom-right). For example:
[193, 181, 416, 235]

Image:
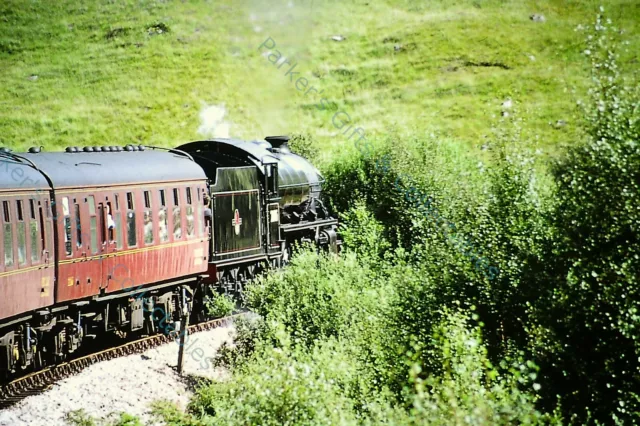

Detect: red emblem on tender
[232, 209, 243, 235]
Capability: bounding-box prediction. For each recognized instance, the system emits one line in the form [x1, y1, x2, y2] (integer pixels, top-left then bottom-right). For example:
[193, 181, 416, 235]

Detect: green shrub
[405, 311, 557, 426]
[189, 337, 361, 426]
[64, 410, 143, 426]
[212, 315, 266, 369]
[289, 133, 319, 162]
[246, 248, 380, 347]
[204, 290, 236, 318]
[338, 200, 391, 264]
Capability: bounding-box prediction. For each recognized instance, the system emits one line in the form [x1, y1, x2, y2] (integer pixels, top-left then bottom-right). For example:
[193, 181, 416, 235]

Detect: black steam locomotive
[178, 136, 339, 294]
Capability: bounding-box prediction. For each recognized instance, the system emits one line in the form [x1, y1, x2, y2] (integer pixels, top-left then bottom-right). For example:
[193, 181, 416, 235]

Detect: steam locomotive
[0, 136, 338, 378]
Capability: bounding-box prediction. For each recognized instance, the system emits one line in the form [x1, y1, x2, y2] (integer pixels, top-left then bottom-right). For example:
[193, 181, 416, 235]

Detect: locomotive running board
[280, 218, 338, 233]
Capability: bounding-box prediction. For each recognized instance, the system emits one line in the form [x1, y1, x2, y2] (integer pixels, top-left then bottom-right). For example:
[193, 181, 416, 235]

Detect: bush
[163, 248, 555, 426]
[245, 247, 380, 347]
[189, 337, 362, 426]
[406, 311, 557, 426]
[204, 290, 235, 318]
[289, 133, 319, 162]
[338, 200, 391, 264]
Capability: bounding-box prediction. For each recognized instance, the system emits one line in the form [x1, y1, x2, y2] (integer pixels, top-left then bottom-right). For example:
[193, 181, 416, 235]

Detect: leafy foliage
[531, 13, 640, 422]
[288, 133, 319, 162]
[64, 410, 143, 426]
[204, 290, 235, 318]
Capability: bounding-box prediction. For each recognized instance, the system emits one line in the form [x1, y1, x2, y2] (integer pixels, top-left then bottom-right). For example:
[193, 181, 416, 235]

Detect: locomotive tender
[0, 136, 337, 377]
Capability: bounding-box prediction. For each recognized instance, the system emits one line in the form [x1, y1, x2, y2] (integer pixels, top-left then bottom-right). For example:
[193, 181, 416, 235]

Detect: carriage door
[103, 196, 124, 293]
[97, 202, 111, 292]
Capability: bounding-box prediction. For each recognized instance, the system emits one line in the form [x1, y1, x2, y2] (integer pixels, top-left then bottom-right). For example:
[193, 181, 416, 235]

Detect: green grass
[0, 0, 638, 160]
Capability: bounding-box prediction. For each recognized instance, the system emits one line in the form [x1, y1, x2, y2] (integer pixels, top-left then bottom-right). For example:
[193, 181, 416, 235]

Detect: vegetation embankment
[1, 0, 639, 157]
[147, 14, 639, 426]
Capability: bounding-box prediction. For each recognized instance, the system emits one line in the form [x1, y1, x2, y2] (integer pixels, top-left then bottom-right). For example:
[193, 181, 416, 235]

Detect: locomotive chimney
[265, 135, 290, 152]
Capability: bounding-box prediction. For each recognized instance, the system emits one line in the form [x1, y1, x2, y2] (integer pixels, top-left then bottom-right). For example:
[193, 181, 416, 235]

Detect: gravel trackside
[0, 324, 235, 426]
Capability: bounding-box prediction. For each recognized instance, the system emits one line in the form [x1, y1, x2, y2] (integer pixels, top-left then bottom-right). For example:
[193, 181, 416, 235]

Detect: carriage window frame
[112, 198, 123, 249]
[126, 192, 137, 247]
[172, 187, 182, 240]
[62, 197, 72, 256]
[29, 200, 40, 264]
[185, 187, 195, 238]
[158, 189, 169, 243]
[197, 202, 204, 238]
[3, 201, 13, 267]
[144, 191, 151, 209]
[16, 200, 27, 266]
[88, 196, 98, 254]
[74, 203, 82, 248]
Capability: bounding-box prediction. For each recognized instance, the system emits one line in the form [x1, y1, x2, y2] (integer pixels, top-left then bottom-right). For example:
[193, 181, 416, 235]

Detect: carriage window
[16, 201, 26, 266]
[143, 191, 153, 244]
[75, 204, 82, 248]
[62, 197, 72, 256]
[3, 201, 12, 267]
[88, 196, 96, 215]
[186, 206, 195, 237]
[41, 206, 50, 256]
[158, 208, 168, 242]
[160, 189, 166, 207]
[125, 192, 136, 247]
[17, 200, 24, 221]
[38, 207, 46, 258]
[186, 188, 192, 205]
[159, 188, 168, 242]
[114, 212, 123, 249]
[99, 204, 106, 245]
[30, 217, 40, 263]
[115, 194, 120, 211]
[107, 202, 115, 243]
[173, 206, 182, 240]
[197, 204, 204, 237]
[127, 211, 137, 247]
[144, 210, 153, 244]
[85, 197, 97, 254]
[90, 217, 98, 254]
[29, 199, 39, 263]
[173, 188, 180, 206]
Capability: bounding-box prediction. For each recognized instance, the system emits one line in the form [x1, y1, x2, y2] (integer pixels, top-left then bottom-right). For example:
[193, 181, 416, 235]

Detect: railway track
[0, 313, 246, 409]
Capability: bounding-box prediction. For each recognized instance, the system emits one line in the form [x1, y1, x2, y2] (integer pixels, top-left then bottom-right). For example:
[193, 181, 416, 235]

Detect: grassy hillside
[1, 0, 638, 158]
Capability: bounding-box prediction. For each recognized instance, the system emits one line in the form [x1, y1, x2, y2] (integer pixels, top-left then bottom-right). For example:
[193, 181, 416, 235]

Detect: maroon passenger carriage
[0, 146, 209, 376]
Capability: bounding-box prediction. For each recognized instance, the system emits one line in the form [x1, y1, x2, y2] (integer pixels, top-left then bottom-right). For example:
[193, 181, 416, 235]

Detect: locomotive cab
[176, 137, 339, 268]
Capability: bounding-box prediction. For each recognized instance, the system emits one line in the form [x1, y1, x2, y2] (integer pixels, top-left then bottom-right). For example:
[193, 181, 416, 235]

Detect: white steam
[197, 104, 231, 138]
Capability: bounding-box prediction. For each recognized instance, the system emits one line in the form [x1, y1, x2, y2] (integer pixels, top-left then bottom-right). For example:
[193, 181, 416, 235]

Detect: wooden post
[177, 313, 190, 374]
